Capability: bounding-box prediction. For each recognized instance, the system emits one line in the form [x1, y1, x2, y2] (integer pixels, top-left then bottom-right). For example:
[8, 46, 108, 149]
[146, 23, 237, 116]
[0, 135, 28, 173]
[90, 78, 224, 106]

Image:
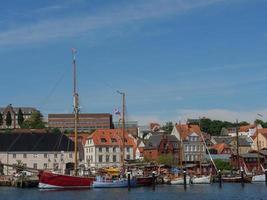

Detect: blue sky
[1, 0, 267, 124]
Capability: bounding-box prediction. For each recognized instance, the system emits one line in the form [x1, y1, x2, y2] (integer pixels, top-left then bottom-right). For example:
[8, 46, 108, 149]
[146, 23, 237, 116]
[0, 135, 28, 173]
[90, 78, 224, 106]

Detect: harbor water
[1, 183, 267, 200]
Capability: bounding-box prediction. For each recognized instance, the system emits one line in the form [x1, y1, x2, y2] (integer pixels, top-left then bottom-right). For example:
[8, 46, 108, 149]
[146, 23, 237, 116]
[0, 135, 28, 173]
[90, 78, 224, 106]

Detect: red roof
[88, 129, 135, 147]
[69, 133, 91, 145]
[211, 143, 231, 154]
[239, 125, 256, 132]
[175, 124, 201, 140]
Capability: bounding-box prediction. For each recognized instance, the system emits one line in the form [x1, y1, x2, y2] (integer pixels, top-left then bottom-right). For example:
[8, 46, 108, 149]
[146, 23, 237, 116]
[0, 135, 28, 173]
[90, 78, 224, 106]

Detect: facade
[48, 113, 113, 132]
[230, 136, 252, 154]
[84, 129, 135, 168]
[0, 104, 38, 129]
[0, 132, 74, 175]
[252, 128, 267, 150]
[227, 125, 261, 137]
[209, 143, 232, 154]
[143, 134, 180, 164]
[171, 124, 205, 163]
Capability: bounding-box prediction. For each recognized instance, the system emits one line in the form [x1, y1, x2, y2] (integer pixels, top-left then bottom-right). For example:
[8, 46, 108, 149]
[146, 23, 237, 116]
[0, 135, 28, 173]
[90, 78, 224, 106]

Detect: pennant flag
[114, 108, 121, 116]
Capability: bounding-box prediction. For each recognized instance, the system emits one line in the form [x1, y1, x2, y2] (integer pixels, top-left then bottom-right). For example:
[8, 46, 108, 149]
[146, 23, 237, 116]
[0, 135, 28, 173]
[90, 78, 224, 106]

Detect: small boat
[92, 176, 136, 188]
[136, 176, 155, 186]
[170, 176, 190, 185]
[222, 175, 251, 183]
[252, 174, 266, 182]
[38, 171, 94, 189]
[163, 176, 171, 184]
[191, 175, 211, 184]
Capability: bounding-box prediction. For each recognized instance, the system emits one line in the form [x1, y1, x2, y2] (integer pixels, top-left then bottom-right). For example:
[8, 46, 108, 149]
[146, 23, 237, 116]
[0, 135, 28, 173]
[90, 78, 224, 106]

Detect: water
[1, 183, 267, 200]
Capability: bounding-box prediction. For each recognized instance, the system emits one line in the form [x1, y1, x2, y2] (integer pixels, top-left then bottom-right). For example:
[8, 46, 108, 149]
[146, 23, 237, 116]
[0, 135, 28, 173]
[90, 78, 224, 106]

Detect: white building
[84, 129, 135, 168]
[0, 132, 74, 175]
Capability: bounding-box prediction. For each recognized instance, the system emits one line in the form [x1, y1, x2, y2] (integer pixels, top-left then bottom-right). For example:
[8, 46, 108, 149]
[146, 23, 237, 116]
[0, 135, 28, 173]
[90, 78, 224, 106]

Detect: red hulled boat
[38, 171, 94, 189]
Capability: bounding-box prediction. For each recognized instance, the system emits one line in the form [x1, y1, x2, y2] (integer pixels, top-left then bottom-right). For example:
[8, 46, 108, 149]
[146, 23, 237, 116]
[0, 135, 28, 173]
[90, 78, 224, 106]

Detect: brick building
[48, 113, 113, 132]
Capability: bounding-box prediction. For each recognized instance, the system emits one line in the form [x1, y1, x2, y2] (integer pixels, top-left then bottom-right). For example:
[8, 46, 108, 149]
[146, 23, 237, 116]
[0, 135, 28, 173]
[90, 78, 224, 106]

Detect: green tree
[17, 108, 24, 127]
[162, 122, 174, 134]
[21, 111, 45, 129]
[5, 111, 12, 128]
[0, 112, 3, 127]
[214, 159, 232, 171]
[157, 153, 174, 166]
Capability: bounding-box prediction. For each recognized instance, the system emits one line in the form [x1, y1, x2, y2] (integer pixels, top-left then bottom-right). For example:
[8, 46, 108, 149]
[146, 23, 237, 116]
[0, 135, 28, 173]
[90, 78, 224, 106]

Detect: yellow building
[252, 128, 267, 150]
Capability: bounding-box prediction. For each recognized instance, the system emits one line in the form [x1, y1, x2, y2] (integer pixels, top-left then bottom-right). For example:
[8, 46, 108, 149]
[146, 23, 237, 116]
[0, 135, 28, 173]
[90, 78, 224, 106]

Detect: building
[0, 104, 38, 129]
[48, 113, 113, 132]
[227, 124, 262, 137]
[113, 121, 138, 137]
[230, 136, 252, 154]
[209, 143, 232, 154]
[0, 132, 74, 175]
[84, 129, 135, 168]
[252, 128, 267, 150]
[171, 124, 205, 163]
[143, 134, 180, 164]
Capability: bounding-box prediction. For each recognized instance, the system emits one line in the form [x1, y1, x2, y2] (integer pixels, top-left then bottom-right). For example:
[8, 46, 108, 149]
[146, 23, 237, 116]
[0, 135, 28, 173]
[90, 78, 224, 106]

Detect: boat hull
[136, 176, 155, 186]
[222, 176, 251, 183]
[252, 174, 266, 182]
[170, 176, 190, 185]
[191, 175, 211, 184]
[38, 171, 94, 189]
[93, 179, 136, 188]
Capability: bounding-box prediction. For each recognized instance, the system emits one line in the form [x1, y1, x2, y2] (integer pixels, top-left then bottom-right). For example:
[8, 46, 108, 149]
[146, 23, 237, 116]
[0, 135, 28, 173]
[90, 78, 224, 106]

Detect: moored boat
[136, 176, 155, 186]
[191, 175, 211, 184]
[38, 171, 94, 189]
[92, 176, 136, 188]
[222, 175, 251, 183]
[252, 174, 266, 182]
[170, 176, 190, 185]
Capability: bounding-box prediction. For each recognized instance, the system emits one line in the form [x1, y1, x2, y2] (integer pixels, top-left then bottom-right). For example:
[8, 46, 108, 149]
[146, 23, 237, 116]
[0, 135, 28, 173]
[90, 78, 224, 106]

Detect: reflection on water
[1, 183, 267, 200]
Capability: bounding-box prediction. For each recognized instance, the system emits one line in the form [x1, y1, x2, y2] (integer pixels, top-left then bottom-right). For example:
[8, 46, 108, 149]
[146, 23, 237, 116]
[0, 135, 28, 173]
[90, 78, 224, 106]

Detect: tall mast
[256, 123, 260, 171]
[236, 119, 240, 171]
[117, 91, 125, 171]
[72, 48, 79, 176]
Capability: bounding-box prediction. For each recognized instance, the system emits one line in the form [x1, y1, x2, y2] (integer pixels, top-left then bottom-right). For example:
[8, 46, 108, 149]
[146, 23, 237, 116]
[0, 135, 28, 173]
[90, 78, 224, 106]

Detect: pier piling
[265, 169, 267, 185]
[183, 170, 187, 190]
[127, 172, 131, 191]
[218, 170, 222, 188]
[240, 169, 244, 187]
[152, 171, 156, 191]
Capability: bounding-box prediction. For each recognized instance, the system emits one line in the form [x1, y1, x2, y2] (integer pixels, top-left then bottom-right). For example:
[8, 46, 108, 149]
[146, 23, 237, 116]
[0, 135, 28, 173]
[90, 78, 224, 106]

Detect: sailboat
[38, 49, 95, 189]
[92, 92, 137, 188]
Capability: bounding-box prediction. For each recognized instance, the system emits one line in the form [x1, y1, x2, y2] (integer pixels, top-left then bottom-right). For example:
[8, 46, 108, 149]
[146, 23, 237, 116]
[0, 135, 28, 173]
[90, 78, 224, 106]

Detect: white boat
[170, 176, 190, 185]
[191, 175, 211, 184]
[252, 174, 265, 182]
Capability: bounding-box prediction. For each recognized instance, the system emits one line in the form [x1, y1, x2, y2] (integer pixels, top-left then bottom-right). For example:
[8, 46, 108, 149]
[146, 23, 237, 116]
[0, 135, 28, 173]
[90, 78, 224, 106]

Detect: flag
[114, 108, 121, 116]
[71, 48, 77, 60]
[257, 113, 263, 117]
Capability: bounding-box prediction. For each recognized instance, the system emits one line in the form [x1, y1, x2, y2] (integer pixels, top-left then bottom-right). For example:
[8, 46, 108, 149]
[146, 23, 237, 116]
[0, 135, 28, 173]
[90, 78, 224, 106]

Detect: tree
[21, 111, 45, 129]
[162, 122, 174, 134]
[5, 111, 12, 128]
[0, 112, 3, 127]
[214, 159, 232, 171]
[157, 153, 174, 166]
[17, 108, 24, 127]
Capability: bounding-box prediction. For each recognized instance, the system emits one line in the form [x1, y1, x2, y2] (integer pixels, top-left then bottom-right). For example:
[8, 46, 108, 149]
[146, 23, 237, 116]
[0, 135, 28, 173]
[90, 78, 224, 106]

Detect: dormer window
[111, 138, 117, 143]
[101, 138, 107, 143]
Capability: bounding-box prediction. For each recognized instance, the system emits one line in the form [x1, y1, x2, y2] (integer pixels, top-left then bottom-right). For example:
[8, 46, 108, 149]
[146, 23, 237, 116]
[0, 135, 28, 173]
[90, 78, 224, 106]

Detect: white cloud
[0, 0, 225, 46]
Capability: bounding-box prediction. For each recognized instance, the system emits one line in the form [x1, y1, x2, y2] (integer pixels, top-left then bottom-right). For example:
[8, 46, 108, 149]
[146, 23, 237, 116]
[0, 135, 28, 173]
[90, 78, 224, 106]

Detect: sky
[1, 0, 267, 125]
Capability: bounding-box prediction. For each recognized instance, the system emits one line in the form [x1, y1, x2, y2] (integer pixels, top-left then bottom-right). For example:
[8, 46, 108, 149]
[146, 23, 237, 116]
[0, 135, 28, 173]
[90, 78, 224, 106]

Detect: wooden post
[127, 172, 131, 191]
[183, 170, 187, 190]
[241, 168, 244, 187]
[152, 171, 156, 191]
[265, 169, 267, 185]
[218, 170, 222, 188]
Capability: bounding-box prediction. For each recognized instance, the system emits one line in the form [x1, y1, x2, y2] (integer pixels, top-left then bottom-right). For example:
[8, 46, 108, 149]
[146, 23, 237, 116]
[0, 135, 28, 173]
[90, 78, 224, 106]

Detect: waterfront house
[251, 128, 267, 150]
[143, 134, 180, 165]
[171, 124, 205, 163]
[84, 129, 135, 168]
[0, 132, 74, 175]
[210, 143, 232, 155]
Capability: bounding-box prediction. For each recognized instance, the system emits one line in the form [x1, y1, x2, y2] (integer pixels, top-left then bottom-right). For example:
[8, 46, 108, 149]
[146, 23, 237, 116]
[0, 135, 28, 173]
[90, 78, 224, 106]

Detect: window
[99, 155, 103, 163]
[44, 163, 47, 169]
[106, 147, 109, 152]
[113, 147, 116, 152]
[101, 138, 107, 143]
[23, 154, 27, 158]
[13, 154, 16, 158]
[69, 153, 72, 158]
[126, 147, 130, 153]
[126, 155, 130, 160]
[54, 153, 58, 158]
[33, 163, 37, 169]
[113, 155, 116, 162]
[99, 147, 102, 153]
[111, 138, 117, 143]
[44, 153, 47, 158]
[106, 155, 109, 162]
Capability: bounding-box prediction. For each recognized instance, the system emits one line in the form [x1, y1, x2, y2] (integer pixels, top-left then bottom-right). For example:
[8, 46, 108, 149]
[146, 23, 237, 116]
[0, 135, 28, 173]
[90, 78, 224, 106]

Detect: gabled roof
[144, 134, 179, 150]
[239, 125, 256, 132]
[175, 124, 201, 140]
[211, 143, 231, 154]
[88, 129, 135, 147]
[0, 133, 74, 152]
